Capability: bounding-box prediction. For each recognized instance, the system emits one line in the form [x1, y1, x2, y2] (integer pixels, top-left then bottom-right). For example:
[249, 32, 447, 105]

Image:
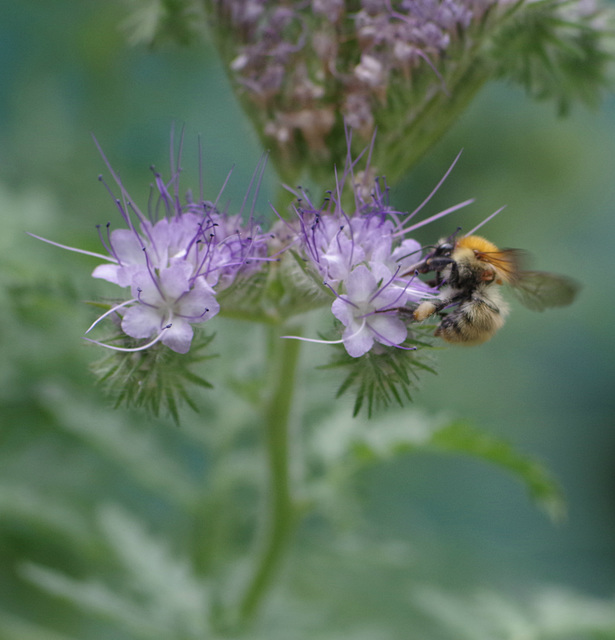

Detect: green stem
[238, 325, 302, 625]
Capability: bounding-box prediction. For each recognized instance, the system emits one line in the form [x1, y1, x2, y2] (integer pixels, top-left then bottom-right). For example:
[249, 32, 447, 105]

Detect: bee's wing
[510, 271, 580, 311]
[478, 248, 524, 283]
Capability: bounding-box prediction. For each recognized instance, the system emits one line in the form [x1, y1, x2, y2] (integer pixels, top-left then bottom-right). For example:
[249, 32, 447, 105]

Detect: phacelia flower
[31, 129, 503, 369]
[214, 0, 485, 116]
[206, 0, 503, 182]
[199, 0, 614, 187]
[283, 138, 475, 357]
[31, 138, 270, 354]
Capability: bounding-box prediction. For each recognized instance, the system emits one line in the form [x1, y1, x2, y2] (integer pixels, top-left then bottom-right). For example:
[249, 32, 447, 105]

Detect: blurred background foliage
[1, 0, 614, 638]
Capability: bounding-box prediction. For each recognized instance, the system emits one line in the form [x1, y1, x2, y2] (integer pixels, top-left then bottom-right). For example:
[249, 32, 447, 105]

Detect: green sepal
[321, 325, 437, 418]
[90, 330, 217, 425]
[216, 254, 332, 325]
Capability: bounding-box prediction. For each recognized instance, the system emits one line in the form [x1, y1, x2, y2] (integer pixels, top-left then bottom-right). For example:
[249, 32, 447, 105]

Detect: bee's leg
[396, 305, 418, 320]
[413, 297, 450, 322]
[375, 303, 418, 319]
[425, 272, 444, 288]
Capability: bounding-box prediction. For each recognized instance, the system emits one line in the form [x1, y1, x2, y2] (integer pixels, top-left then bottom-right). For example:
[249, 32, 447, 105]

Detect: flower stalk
[237, 324, 303, 625]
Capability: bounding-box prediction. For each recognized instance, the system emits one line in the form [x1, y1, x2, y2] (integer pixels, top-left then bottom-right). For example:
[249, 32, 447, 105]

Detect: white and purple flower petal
[331, 264, 410, 358]
[160, 318, 195, 354]
[122, 305, 165, 340]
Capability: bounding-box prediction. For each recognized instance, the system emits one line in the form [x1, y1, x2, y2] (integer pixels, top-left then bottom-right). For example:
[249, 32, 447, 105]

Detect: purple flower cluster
[286, 149, 473, 357]
[32, 144, 269, 354]
[212, 0, 495, 147]
[32, 136, 477, 360]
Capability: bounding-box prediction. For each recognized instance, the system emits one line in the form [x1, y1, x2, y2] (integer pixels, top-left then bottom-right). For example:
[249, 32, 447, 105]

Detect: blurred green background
[1, 1, 614, 637]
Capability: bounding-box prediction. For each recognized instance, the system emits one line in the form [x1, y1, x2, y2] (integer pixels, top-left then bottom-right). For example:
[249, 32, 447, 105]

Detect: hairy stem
[238, 325, 302, 625]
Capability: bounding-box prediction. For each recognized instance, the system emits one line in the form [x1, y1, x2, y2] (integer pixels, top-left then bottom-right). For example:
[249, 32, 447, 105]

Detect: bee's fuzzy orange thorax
[456, 235, 519, 284]
[456, 235, 500, 253]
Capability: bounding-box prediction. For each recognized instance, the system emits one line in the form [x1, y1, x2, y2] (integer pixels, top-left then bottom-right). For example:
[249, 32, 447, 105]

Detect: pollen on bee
[413, 301, 437, 322]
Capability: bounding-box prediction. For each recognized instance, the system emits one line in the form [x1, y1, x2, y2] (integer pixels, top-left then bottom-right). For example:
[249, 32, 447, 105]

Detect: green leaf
[0, 613, 80, 640]
[413, 584, 615, 639]
[121, 0, 207, 47]
[350, 415, 565, 521]
[21, 505, 211, 639]
[39, 387, 198, 510]
[493, 0, 615, 114]
[21, 564, 160, 639]
[430, 421, 566, 521]
[0, 485, 92, 544]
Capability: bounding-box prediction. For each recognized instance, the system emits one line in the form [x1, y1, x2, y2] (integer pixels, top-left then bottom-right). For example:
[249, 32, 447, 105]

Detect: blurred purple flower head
[210, 0, 497, 170]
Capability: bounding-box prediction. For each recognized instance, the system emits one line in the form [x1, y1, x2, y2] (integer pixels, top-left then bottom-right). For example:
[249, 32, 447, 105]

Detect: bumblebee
[410, 235, 579, 345]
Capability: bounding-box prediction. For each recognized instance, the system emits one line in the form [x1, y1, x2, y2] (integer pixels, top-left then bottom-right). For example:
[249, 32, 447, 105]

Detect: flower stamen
[83, 324, 172, 352]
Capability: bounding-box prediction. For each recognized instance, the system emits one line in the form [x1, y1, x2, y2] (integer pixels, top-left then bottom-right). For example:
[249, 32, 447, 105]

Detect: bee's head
[417, 240, 455, 273]
[433, 241, 454, 258]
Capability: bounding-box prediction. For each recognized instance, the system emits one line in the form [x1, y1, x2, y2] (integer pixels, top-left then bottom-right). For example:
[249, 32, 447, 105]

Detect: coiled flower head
[32, 138, 270, 354]
[283, 138, 474, 358]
